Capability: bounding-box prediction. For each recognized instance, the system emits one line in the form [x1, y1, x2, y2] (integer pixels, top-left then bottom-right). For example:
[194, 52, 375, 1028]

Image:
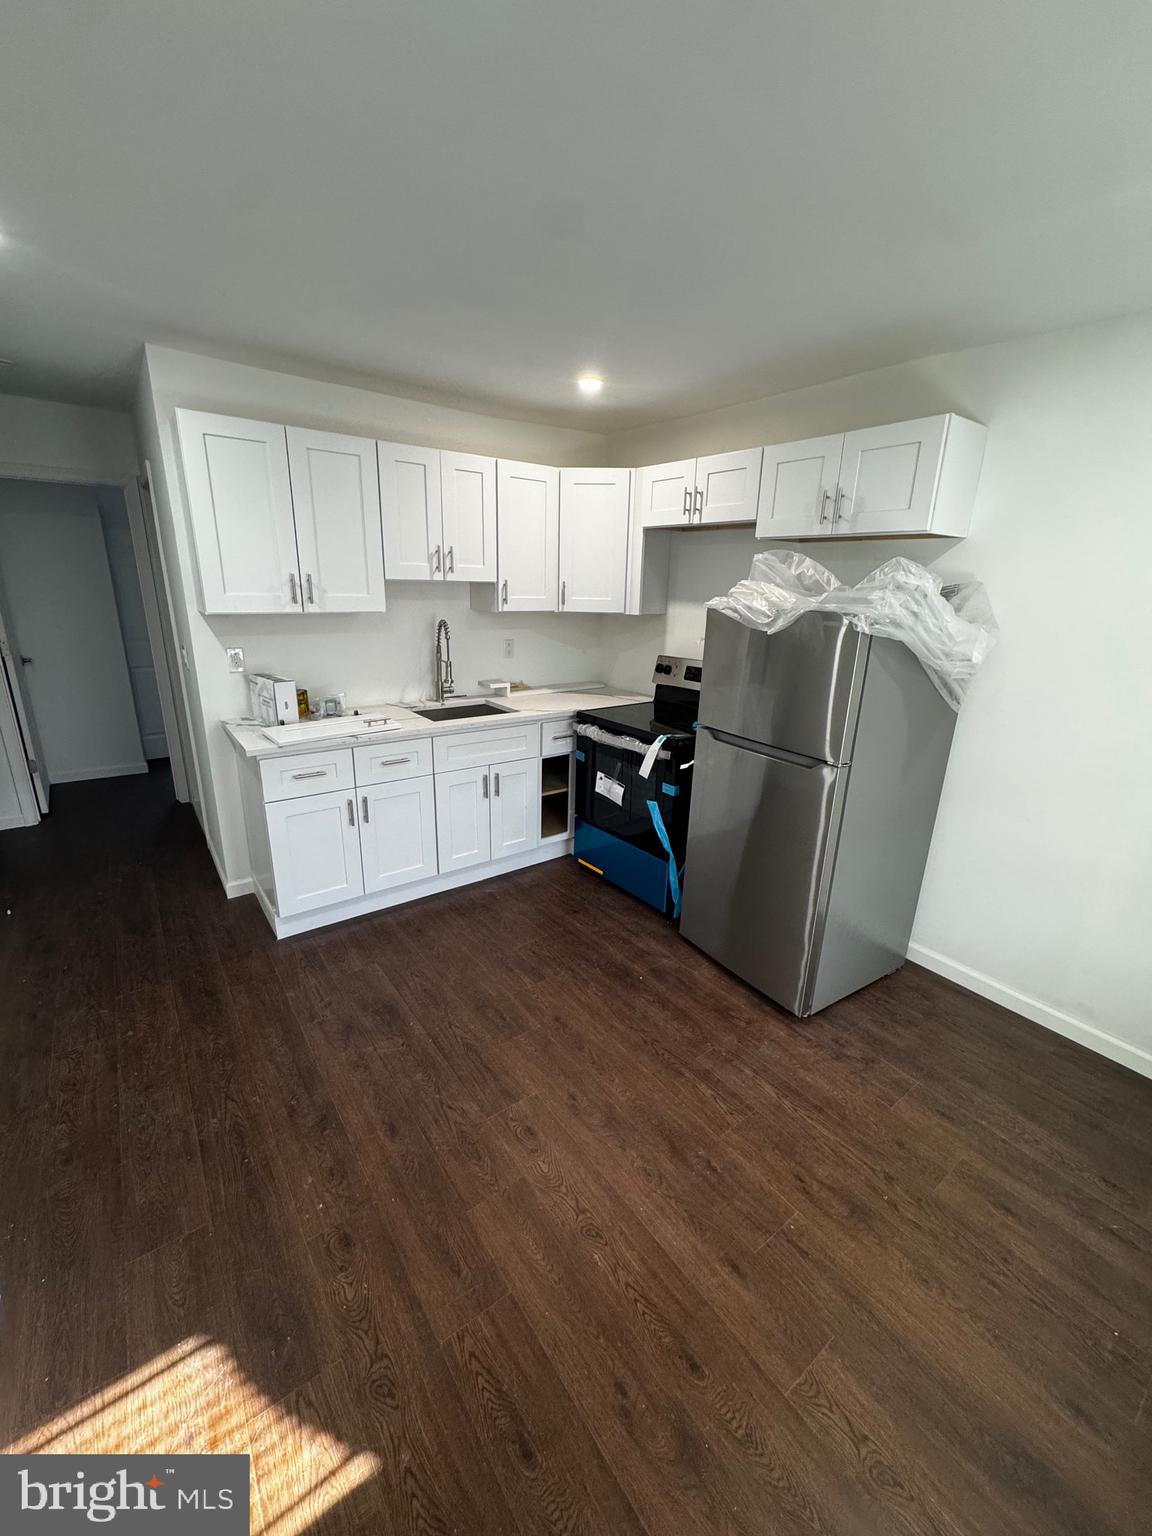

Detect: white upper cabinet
[695, 448, 763, 525]
[558, 468, 631, 613]
[441, 451, 497, 582]
[755, 414, 985, 540]
[635, 459, 697, 528]
[757, 434, 845, 538]
[286, 428, 385, 612]
[378, 442, 444, 581]
[177, 410, 302, 614]
[495, 461, 559, 612]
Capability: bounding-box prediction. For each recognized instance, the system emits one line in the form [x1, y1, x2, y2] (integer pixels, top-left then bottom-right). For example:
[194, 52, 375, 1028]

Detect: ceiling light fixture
[577, 374, 604, 397]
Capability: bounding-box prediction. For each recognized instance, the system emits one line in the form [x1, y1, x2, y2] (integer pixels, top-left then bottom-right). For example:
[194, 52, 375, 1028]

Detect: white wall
[137, 345, 611, 892]
[0, 394, 137, 484]
[603, 312, 1152, 1076]
[0, 480, 147, 783]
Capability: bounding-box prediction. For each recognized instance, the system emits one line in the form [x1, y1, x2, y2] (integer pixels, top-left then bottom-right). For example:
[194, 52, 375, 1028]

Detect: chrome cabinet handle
[446, 545, 455, 574]
[305, 572, 315, 604]
[291, 769, 327, 780]
[377, 755, 411, 767]
[818, 489, 831, 524]
[431, 544, 442, 574]
[694, 487, 703, 521]
[494, 771, 501, 797]
[553, 734, 574, 746]
[832, 487, 845, 525]
[560, 579, 567, 608]
[683, 487, 690, 519]
[482, 772, 489, 799]
[501, 578, 508, 607]
[361, 794, 370, 823]
[346, 798, 355, 825]
[288, 571, 299, 605]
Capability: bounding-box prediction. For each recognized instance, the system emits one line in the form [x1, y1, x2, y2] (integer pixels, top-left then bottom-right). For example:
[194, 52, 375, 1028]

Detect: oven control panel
[653, 655, 703, 691]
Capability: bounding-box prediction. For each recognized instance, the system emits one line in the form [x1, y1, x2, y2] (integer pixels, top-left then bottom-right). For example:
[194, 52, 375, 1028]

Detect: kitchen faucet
[434, 618, 455, 703]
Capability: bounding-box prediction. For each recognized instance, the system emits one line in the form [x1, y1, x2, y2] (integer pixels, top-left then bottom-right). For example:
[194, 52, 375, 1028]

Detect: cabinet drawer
[354, 736, 433, 786]
[433, 721, 541, 772]
[260, 748, 354, 803]
[542, 718, 577, 754]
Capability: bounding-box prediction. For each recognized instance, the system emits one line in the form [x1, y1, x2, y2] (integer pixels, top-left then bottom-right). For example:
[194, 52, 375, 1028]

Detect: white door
[834, 416, 949, 536]
[267, 787, 364, 916]
[434, 764, 492, 872]
[176, 410, 302, 613]
[378, 442, 444, 581]
[491, 757, 540, 860]
[495, 461, 559, 612]
[635, 459, 696, 527]
[558, 468, 630, 613]
[287, 429, 385, 612]
[0, 611, 48, 813]
[695, 448, 763, 525]
[441, 452, 496, 582]
[757, 435, 845, 538]
[360, 775, 438, 893]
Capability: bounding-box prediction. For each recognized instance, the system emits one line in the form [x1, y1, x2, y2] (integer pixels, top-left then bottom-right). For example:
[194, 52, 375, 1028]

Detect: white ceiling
[2, 0, 1151, 428]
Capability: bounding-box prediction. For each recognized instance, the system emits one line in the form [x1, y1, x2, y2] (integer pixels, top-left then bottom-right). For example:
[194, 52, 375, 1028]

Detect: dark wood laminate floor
[2, 766, 1150, 1534]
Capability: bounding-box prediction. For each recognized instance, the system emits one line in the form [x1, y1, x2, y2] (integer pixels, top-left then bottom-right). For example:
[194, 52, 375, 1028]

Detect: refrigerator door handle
[705, 727, 833, 770]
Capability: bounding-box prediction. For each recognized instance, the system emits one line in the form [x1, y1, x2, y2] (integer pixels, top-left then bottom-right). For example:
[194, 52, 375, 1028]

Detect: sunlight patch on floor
[4, 1337, 380, 1535]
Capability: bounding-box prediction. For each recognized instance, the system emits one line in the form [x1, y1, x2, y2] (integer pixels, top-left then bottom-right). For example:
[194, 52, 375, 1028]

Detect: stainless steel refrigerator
[680, 608, 956, 1016]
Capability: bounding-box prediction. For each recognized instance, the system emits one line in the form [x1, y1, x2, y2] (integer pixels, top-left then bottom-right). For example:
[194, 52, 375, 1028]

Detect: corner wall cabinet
[236, 715, 575, 937]
[756, 414, 986, 539]
[177, 410, 386, 616]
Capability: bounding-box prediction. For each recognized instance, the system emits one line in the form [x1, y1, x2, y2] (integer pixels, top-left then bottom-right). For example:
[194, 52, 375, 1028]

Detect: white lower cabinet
[360, 775, 438, 893]
[491, 757, 541, 859]
[266, 787, 364, 916]
[435, 765, 492, 872]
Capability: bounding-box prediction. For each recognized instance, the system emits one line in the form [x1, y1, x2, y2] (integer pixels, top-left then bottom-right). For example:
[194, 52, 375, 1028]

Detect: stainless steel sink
[410, 701, 513, 721]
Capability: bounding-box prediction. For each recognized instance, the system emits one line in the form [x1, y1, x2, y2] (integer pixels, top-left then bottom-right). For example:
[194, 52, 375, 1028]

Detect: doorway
[0, 478, 174, 822]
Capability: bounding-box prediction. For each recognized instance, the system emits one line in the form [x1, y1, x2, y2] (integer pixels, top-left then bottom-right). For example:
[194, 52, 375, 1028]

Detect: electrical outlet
[503, 638, 515, 659]
[226, 647, 245, 673]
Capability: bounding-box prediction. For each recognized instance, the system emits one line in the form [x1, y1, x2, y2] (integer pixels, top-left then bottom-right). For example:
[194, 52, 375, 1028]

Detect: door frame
[0, 456, 193, 808]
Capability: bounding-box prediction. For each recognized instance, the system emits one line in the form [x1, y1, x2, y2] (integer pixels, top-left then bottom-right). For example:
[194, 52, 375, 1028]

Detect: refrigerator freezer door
[680, 727, 847, 1014]
[699, 609, 869, 764]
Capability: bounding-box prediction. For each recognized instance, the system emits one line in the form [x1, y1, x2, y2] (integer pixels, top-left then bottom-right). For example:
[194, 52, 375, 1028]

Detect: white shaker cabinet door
[490, 757, 540, 860]
[441, 451, 497, 582]
[176, 409, 301, 614]
[267, 787, 364, 916]
[833, 416, 948, 536]
[558, 468, 630, 613]
[695, 448, 763, 525]
[757, 435, 844, 538]
[435, 765, 492, 872]
[359, 775, 438, 893]
[378, 442, 444, 580]
[287, 428, 385, 612]
[635, 459, 696, 527]
[495, 461, 559, 612]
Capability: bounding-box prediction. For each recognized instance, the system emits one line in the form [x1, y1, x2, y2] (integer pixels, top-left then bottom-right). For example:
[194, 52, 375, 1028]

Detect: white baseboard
[52, 762, 149, 783]
[0, 811, 30, 831]
[205, 833, 254, 899]
[908, 942, 1152, 1081]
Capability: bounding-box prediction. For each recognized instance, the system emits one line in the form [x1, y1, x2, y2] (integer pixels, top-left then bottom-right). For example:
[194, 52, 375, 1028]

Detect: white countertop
[222, 683, 648, 760]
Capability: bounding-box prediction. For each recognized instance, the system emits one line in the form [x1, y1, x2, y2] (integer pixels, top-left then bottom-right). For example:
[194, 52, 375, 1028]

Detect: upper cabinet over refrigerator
[636, 451, 762, 528]
[756, 414, 985, 540]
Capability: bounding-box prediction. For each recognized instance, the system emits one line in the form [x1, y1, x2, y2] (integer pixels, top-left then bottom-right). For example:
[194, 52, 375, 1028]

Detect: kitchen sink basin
[410, 701, 513, 721]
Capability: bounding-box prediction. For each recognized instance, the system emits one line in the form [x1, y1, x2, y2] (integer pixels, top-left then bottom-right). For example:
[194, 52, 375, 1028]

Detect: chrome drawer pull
[291, 769, 327, 780]
[376, 755, 411, 767]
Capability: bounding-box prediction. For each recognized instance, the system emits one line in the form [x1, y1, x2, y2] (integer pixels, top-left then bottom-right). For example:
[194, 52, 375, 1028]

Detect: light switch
[226, 647, 245, 673]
